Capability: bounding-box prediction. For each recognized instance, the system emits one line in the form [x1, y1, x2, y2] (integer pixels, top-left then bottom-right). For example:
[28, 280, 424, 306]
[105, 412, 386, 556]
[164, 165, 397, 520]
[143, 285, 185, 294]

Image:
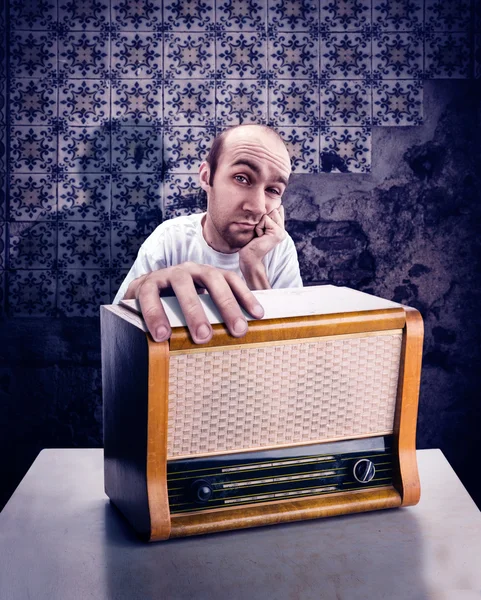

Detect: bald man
[114, 124, 303, 344]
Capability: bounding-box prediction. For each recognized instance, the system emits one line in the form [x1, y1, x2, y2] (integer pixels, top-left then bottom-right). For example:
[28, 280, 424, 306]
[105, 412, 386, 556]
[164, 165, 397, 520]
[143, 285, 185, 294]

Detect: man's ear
[198, 161, 211, 192]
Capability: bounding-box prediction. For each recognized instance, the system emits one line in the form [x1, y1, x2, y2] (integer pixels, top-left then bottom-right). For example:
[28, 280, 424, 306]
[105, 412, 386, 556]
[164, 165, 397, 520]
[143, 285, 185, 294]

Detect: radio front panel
[167, 436, 393, 514]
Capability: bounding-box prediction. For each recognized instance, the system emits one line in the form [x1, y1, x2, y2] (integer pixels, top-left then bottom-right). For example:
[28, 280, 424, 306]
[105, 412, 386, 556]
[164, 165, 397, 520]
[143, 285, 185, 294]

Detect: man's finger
[169, 269, 213, 343]
[223, 271, 265, 320]
[137, 276, 172, 342]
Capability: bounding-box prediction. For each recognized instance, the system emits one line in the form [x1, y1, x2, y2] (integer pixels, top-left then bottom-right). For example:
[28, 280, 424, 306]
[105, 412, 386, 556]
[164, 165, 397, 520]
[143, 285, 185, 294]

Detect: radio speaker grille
[167, 333, 402, 458]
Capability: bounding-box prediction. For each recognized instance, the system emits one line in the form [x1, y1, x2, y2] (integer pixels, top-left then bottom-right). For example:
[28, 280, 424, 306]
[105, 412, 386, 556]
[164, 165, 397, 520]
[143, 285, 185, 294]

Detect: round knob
[353, 459, 376, 483]
[191, 479, 213, 504]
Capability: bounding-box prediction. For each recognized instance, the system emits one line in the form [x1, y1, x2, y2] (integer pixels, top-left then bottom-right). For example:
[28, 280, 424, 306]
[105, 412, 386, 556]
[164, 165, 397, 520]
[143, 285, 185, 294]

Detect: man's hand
[238, 206, 286, 289]
[123, 262, 265, 344]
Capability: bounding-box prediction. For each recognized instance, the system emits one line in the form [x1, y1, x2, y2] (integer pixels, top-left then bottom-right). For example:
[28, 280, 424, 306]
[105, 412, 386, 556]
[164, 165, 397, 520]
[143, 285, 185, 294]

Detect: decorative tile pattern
[10, 0, 57, 30]
[59, 0, 110, 31]
[57, 269, 110, 317]
[58, 220, 110, 268]
[10, 79, 57, 125]
[216, 0, 266, 31]
[217, 79, 267, 126]
[112, 173, 162, 220]
[165, 32, 215, 79]
[0, 221, 5, 269]
[112, 127, 162, 173]
[163, 0, 214, 31]
[321, 80, 371, 125]
[60, 80, 110, 126]
[59, 127, 110, 172]
[373, 0, 423, 31]
[112, 79, 162, 126]
[9, 174, 57, 221]
[425, 0, 471, 32]
[163, 126, 214, 173]
[8, 221, 57, 269]
[7, 270, 56, 316]
[217, 32, 267, 79]
[373, 32, 423, 79]
[320, 126, 371, 173]
[268, 0, 319, 31]
[425, 33, 471, 79]
[269, 32, 319, 79]
[112, 32, 162, 79]
[10, 31, 57, 79]
[321, 0, 371, 32]
[59, 31, 109, 79]
[321, 32, 371, 79]
[164, 79, 215, 126]
[112, 0, 162, 31]
[163, 173, 206, 219]
[59, 174, 111, 220]
[373, 79, 423, 125]
[0, 174, 6, 220]
[110, 268, 128, 301]
[10, 126, 57, 173]
[277, 126, 319, 173]
[111, 219, 157, 269]
[269, 79, 319, 126]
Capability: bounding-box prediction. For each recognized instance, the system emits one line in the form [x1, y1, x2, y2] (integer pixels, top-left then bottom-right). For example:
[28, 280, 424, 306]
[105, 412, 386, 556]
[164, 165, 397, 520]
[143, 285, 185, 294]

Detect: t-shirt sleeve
[269, 235, 303, 289]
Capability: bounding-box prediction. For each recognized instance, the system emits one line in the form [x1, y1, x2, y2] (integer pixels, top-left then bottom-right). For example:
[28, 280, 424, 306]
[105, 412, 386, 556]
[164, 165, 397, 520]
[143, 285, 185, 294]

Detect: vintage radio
[101, 285, 423, 541]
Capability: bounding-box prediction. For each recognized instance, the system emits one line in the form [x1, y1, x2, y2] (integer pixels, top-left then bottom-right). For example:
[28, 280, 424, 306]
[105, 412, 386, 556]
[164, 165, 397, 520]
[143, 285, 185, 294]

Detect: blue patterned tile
[276, 126, 319, 173]
[10, 126, 56, 173]
[217, 79, 267, 126]
[268, 32, 319, 80]
[60, 80, 110, 126]
[216, 0, 266, 31]
[0, 38, 5, 79]
[320, 126, 371, 173]
[0, 221, 5, 269]
[373, 32, 422, 79]
[58, 269, 110, 316]
[110, 268, 128, 301]
[111, 219, 158, 269]
[373, 0, 423, 31]
[217, 31, 266, 79]
[112, 172, 162, 220]
[163, 0, 214, 31]
[321, 80, 371, 125]
[165, 32, 215, 80]
[112, 79, 162, 126]
[59, 127, 110, 173]
[10, 78, 56, 125]
[320, 0, 371, 32]
[112, 32, 162, 79]
[0, 173, 6, 220]
[59, 0, 109, 31]
[321, 32, 371, 80]
[112, 126, 162, 173]
[0, 126, 6, 170]
[163, 126, 214, 173]
[425, 33, 471, 79]
[268, 0, 319, 31]
[10, 0, 57, 30]
[7, 270, 56, 316]
[58, 220, 110, 268]
[59, 31, 109, 79]
[0, 78, 6, 123]
[10, 31, 57, 78]
[112, 0, 162, 31]
[425, 0, 470, 32]
[59, 174, 111, 220]
[372, 79, 422, 125]
[475, 35, 481, 79]
[268, 79, 318, 126]
[9, 174, 57, 221]
[164, 79, 215, 126]
[163, 173, 206, 219]
[8, 221, 57, 269]
[0, 269, 4, 316]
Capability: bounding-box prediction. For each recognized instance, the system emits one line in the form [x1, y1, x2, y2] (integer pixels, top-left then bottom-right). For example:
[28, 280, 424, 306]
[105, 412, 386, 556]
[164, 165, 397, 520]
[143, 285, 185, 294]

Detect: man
[114, 124, 302, 344]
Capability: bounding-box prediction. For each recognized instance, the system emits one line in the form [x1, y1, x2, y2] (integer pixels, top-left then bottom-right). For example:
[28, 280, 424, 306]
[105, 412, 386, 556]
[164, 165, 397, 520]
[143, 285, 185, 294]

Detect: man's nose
[243, 186, 266, 218]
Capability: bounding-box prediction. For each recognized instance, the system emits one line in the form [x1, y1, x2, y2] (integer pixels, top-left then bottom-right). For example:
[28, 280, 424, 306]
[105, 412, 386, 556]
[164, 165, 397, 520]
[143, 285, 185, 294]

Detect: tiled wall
[2, 0, 480, 317]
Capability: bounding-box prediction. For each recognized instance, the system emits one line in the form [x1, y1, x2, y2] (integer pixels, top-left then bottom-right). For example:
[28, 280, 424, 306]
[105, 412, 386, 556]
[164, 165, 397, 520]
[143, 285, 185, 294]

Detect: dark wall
[1, 79, 480, 511]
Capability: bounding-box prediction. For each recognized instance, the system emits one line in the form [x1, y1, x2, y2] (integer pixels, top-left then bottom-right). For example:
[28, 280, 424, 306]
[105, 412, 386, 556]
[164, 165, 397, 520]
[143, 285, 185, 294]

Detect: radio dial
[353, 459, 376, 483]
[191, 479, 213, 504]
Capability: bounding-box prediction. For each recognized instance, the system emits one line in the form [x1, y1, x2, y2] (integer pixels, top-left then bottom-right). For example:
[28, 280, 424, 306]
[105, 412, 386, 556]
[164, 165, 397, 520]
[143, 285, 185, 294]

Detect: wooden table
[1, 449, 480, 599]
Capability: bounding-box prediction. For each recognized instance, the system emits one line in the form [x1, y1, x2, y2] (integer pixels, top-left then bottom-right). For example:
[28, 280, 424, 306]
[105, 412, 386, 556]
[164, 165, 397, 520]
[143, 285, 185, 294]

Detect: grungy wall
[1, 79, 481, 511]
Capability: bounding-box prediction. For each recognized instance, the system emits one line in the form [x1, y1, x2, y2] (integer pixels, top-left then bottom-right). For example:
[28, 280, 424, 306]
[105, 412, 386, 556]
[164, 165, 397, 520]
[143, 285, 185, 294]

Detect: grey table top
[1, 449, 480, 600]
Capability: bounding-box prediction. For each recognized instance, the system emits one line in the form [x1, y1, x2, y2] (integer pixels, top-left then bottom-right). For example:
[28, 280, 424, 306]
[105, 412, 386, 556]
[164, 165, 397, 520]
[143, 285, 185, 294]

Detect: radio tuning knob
[191, 479, 213, 504]
[353, 459, 376, 483]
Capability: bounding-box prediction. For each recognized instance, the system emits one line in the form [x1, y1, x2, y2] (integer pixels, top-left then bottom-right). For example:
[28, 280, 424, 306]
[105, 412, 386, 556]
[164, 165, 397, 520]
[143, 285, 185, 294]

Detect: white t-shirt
[113, 213, 303, 303]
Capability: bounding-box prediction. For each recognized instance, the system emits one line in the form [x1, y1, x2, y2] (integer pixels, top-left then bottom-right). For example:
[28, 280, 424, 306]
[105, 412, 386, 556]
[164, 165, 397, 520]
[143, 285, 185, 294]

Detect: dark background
[1, 0, 481, 512]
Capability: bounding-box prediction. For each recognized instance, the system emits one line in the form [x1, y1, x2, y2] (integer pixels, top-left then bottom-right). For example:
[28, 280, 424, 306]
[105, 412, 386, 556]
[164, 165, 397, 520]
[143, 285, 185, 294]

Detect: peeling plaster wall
[1, 79, 481, 511]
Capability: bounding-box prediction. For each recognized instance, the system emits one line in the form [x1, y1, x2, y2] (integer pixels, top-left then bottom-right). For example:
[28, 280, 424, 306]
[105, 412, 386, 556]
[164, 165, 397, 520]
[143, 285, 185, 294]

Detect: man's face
[199, 127, 292, 253]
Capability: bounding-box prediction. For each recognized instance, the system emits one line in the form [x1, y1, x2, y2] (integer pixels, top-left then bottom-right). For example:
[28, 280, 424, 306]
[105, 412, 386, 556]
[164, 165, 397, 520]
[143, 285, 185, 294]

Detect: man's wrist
[239, 257, 271, 290]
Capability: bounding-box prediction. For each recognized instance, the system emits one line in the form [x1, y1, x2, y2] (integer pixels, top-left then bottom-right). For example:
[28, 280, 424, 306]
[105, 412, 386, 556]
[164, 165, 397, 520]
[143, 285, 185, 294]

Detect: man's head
[199, 124, 292, 253]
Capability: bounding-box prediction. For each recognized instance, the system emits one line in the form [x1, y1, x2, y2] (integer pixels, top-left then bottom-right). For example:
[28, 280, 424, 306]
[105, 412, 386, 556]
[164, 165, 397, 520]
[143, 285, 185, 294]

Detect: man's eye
[234, 175, 248, 183]
[267, 188, 280, 195]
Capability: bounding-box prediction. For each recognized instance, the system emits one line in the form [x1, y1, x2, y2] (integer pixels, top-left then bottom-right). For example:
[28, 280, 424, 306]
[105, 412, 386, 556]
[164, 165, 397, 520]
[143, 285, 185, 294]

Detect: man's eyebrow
[231, 159, 289, 187]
